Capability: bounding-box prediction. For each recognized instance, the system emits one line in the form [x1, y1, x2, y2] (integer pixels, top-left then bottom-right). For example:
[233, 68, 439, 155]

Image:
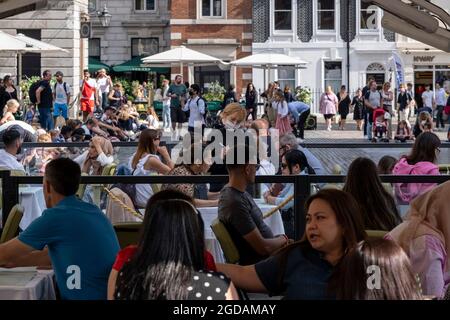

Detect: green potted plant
[295, 86, 312, 104]
[19, 76, 41, 104]
[203, 81, 225, 111]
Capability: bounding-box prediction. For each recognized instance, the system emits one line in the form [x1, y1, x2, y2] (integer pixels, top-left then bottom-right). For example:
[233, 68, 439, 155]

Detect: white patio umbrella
[230, 53, 308, 89]
[0, 30, 31, 51]
[0, 31, 68, 97]
[14, 33, 69, 84]
[141, 46, 222, 81]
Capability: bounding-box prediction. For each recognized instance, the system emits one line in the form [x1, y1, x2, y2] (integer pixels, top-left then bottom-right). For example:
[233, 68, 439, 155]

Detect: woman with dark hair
[222, 84, 239, 109]
[245, 82, 258, 120]
[218, 189, 367, 299]
[336, 239, 422, 300]
[129, 129, 174, 208]
[392, 132, 441, 204]
[377, 155, 397, 175]
[264, 149, 316, 238]
[343, 157, 401, 231]
[351, 88, 364, 130]
[108, 190, 238, 300]
[161, 143, 219, 207]
[337, 85, 351, 130]
[0, 75, 18, 118]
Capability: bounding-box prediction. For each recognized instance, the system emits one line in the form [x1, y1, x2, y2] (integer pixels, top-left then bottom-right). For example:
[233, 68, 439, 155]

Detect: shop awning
[88, 57, 110, 73]
[112, 56, 170, 73]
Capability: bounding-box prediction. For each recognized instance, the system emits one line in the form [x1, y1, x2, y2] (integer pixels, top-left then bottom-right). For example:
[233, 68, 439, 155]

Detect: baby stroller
[372, 108, 390, 142]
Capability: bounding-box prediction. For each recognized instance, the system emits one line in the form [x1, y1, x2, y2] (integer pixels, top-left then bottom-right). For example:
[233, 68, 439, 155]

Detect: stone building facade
[0, 0, 89, 113]
[88, 0, 170, 67]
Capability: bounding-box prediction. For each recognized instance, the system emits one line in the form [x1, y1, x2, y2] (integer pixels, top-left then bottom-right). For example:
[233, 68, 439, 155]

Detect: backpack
[28, 81, 41, 104]
[54, 82, 69, 97]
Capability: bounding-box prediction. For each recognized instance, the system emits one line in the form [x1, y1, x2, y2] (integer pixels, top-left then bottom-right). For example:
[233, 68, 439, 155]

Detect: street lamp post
[98, 4, 112, 28]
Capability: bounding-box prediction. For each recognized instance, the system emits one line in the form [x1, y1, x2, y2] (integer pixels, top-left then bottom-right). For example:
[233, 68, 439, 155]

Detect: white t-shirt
[0, 149, 25, 172]
[421, 90, 434, 108]
[183, 96, 205, 127]
[162, 86, 171, 107]
[80, 79, 98, 100]
[97, 77, 110, 94]
[53, 82, 72, 105]
[146, 115, 160, 129]
[435, 88, 446, 106]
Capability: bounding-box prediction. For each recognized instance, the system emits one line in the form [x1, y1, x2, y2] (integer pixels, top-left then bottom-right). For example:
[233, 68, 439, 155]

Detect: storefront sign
[413, 56, 435, 62]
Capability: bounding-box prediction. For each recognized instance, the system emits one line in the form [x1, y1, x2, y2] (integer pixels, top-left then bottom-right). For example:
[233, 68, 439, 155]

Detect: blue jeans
[116, 163, 132, 175]
[162, 104, 171, 128]
[53, 103, 68, 119]
[38, 108, 54, 131]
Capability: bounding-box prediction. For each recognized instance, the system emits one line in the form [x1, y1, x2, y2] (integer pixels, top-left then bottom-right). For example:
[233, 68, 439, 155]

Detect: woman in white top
[145, 107, 160, 129]
[1, 99, 19, 125]
[74, 136, 115, 174]
[161, 79, 171, 129]
[381, 82, 394, 139]
[129, 129, 174, 208]
[272, 90, 292, 136]
[73, 136, 115, 203]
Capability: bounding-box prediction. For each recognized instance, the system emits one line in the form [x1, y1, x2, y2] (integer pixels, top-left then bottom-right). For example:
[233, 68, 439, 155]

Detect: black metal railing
[1, 171, 449, 240]
[1, 141, 449, 149]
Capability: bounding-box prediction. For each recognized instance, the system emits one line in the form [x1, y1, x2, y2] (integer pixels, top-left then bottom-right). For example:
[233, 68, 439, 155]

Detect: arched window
[366, 63, 385, 72]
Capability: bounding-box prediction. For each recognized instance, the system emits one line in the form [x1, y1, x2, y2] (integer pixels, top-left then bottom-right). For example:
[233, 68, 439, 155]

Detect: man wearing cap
[0, 129, 25, 172]
[52, 71, 71, 126]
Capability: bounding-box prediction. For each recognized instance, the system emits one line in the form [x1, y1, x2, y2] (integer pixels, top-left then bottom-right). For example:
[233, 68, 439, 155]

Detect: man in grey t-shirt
[364, 80, 383, 141]
[218, 144, 288, 265]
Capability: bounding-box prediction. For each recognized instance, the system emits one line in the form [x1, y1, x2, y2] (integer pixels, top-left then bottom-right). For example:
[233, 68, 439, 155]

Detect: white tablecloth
[0, 268, 56, 300]
[199, 199, 285, 263]
[19, 187, 46, 230]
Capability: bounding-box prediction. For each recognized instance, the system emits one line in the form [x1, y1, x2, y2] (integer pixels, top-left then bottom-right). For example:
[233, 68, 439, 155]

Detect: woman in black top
[337, 85, 351, 130]
[108, 83, 124, 108]
[351, 88, 364, 130]
[245, 82, 258, 120]
[222, 85, 239, 109]
[0, 75, 18, 117]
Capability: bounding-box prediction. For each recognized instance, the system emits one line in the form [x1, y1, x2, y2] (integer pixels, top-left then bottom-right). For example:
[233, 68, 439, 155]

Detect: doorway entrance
[195, 65, 230, 92]
[414, 71, 433, 109]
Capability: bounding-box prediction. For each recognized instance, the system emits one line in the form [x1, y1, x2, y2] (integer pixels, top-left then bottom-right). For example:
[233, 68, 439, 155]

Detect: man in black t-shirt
[35, 70, 54, 130]
[218, 144, 288, 265]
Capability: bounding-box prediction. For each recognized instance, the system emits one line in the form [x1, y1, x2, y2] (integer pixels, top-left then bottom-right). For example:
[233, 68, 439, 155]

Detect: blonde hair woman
[220, 102, 247, 129]
[0, 99, 19, 125]
[319, 86, 338, 131]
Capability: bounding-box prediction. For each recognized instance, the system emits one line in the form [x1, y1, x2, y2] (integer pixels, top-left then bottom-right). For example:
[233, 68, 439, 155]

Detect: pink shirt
[386, 234, 450, 298]
[319, 93, 338, 115]
[392, 158, 440, 204]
